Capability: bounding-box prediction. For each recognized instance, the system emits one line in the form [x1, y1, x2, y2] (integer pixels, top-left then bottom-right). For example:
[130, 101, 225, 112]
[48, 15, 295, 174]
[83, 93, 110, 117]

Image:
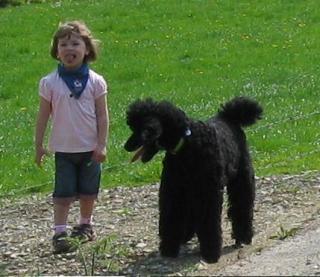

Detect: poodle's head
[124, 98, 189, 163]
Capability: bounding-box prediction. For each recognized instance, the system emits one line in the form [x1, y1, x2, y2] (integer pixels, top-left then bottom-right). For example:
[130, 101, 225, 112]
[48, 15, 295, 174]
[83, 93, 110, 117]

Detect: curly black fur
[124, 96, 263, 263]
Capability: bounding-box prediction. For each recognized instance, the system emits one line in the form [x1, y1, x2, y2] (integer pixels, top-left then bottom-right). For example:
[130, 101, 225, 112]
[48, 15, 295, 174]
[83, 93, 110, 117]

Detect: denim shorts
[54, 151, 101, 198]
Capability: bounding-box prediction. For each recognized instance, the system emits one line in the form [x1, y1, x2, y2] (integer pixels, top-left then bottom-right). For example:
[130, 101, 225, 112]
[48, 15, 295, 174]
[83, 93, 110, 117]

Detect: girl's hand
[92, 145, 107, 163]
[35, 146, 49, 167]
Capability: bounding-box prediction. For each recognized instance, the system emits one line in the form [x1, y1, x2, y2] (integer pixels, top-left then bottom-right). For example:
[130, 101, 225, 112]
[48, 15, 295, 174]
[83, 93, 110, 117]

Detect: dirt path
[215, 218, 320, 276]
[1, 171, 320, 275]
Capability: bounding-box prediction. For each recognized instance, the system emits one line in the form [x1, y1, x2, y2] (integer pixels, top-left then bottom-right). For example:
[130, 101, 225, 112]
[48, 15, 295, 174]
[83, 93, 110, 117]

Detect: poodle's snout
[124, 134, 142, 152]
[141, 130, 154, 142]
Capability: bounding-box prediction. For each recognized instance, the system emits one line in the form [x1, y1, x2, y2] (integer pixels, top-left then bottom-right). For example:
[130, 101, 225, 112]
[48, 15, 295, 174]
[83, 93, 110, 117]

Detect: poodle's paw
[200, 247, 221, 264]
[235, 237, 252, 248]
[200, 255, 219, 264]
[234, 242, 244, 249]
[160, 245, 180, 258]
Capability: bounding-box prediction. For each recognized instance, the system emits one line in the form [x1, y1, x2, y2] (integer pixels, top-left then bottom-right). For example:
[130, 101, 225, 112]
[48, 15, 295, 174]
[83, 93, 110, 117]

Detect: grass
[0, 0, 320, 197]
[269, 225, 300, 241]
[71, 234, 130, 275]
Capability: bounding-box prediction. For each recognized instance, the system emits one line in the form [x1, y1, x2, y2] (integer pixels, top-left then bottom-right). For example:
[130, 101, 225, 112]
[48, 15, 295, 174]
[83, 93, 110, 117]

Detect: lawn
[0, 0, 319, 197]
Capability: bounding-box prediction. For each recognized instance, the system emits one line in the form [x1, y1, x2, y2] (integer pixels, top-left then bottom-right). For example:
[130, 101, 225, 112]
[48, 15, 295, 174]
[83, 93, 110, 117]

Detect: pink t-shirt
[39, 69, 107, 153]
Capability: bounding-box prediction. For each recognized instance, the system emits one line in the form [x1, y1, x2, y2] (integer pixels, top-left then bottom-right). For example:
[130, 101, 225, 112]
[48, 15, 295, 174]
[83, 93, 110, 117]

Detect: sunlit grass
[1, 0, 320, 196]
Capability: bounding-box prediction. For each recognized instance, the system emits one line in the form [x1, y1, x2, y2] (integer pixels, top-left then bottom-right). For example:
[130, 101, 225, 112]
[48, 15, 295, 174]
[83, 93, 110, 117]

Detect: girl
[35, 20, 109, 254]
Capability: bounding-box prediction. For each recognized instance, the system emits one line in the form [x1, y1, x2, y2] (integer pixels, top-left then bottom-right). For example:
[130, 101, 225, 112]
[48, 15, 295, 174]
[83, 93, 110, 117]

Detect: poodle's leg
[227, 163, 255, 246]
[197, 185, 224, 263]
[181, 213, 195, 244]
[159, 169, 185, 258]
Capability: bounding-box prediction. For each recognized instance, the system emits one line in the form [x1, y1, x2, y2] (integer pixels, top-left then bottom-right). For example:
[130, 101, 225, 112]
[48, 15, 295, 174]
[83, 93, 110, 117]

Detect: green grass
[1, 0, 320, 197]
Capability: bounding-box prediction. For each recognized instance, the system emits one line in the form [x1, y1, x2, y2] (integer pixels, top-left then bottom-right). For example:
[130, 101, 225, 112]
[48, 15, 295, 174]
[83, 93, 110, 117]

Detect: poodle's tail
[218, 96, 263, 127]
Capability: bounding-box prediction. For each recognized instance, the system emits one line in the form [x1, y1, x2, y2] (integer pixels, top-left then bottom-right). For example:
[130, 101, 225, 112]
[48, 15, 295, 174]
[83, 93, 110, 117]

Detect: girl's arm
[35, 97, 51, 167]
[92, 94, 109, 163]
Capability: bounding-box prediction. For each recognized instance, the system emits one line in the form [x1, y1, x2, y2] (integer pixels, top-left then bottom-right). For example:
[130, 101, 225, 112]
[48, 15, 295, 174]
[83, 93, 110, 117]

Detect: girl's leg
[54, 152, 77, 233]
[75, 152, 100, 239]
[78, 152, 101, 225]
[79, 197, 95, 225]
[53, 199, 72, 233]
[71, 196, 97, 241]
[52, 198, 73, 254]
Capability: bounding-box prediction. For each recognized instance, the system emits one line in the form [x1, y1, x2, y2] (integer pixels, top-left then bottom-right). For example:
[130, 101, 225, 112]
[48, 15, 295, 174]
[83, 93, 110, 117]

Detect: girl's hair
[50, 20, 100, 63]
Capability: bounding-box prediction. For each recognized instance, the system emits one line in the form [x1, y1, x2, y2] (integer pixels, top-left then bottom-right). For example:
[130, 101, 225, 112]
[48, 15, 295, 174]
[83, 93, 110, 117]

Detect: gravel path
[215, 218, 320, 276]
[0, 171, 320, 276]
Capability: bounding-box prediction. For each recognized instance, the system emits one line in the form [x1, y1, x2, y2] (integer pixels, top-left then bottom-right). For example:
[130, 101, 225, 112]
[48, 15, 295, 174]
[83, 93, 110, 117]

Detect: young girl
[35, 20, 109, 254]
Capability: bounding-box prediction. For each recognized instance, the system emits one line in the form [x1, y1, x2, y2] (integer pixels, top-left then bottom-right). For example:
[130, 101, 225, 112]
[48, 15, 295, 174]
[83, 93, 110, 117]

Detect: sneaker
[70, 224, 96, 242]
[52, 232, 71, 254]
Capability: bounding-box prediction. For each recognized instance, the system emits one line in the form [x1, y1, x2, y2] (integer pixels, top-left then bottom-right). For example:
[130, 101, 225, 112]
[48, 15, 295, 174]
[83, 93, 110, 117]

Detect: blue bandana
[58, 63, 89, 99]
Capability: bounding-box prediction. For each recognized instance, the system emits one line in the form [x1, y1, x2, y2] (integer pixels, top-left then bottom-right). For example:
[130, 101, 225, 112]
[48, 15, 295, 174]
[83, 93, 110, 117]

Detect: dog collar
[171, 128, 191, 154]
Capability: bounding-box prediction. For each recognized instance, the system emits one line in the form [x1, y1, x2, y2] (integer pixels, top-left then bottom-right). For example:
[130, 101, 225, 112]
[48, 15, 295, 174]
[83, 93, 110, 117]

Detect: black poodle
[124, 96, 263, 263]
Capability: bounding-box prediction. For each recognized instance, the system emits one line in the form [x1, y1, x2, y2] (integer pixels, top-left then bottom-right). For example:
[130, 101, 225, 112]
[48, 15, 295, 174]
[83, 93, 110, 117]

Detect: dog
[124, 96, 263, 263]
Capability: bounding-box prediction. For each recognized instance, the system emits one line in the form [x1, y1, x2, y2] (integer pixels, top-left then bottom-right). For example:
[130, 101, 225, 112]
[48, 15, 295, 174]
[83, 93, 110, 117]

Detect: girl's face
[57, 34, 89, 70]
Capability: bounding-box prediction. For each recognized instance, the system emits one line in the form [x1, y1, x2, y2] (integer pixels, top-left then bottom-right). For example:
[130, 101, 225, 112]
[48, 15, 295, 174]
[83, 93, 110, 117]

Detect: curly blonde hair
[50, 20, 100, 63]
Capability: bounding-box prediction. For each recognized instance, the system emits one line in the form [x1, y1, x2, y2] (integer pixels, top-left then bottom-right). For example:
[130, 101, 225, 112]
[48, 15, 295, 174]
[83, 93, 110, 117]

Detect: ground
[215, 218, 320, 276]
[1, 171, 320, 276]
